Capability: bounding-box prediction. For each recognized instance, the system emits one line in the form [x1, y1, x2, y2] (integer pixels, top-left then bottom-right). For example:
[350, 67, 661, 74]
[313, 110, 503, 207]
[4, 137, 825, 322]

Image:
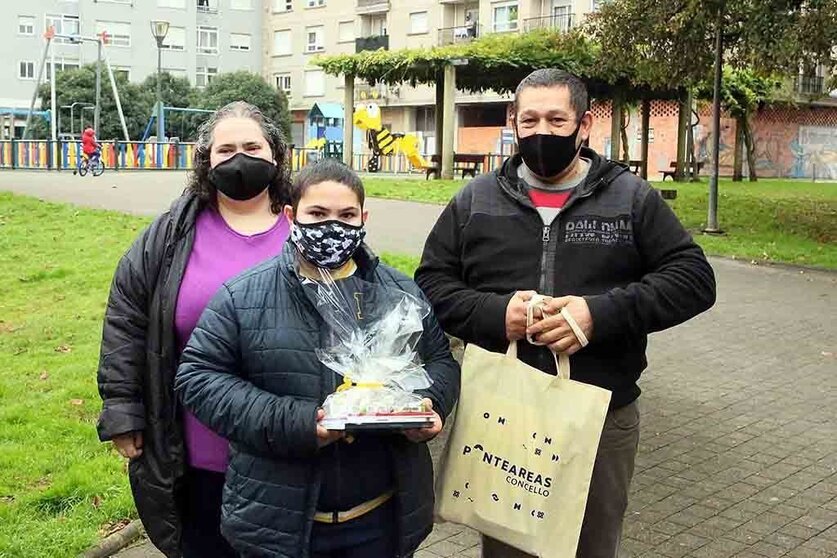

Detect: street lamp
[150, 20, 170, 147]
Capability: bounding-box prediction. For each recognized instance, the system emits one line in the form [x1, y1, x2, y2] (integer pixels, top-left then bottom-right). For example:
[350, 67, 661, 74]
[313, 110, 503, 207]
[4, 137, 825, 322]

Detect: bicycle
[75, 152, 105, 177]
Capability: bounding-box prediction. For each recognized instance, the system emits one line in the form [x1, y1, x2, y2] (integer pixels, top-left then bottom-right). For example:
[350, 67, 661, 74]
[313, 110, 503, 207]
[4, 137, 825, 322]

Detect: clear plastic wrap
[306, 267, 436, 430]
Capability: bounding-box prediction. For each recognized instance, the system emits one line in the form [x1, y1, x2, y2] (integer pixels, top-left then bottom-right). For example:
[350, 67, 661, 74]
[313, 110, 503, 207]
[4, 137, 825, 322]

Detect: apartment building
[2, 0, 261, 138]
[264, 0, 603, 151]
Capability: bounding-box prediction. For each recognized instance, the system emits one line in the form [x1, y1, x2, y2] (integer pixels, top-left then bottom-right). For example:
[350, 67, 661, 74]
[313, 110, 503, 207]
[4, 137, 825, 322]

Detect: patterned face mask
[291, 220, 366, 270]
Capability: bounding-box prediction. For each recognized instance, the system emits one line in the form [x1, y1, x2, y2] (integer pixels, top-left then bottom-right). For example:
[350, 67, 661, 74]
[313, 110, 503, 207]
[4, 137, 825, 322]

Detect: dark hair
[186, 101, 291, 213]
[512, 69, 589, 120]
[291, 159, 365, 210]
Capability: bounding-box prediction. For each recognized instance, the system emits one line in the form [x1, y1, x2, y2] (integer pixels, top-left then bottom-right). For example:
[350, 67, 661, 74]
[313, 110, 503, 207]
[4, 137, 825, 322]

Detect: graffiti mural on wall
[798, 126, 837, 179]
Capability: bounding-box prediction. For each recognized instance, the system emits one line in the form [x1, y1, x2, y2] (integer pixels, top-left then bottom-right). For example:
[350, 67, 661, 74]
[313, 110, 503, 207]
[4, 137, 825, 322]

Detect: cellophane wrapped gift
[307, 268, 436, 431]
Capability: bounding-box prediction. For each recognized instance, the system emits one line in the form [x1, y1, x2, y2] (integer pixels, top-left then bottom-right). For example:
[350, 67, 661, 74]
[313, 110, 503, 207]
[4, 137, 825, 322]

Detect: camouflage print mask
[291, 220, 366, 270]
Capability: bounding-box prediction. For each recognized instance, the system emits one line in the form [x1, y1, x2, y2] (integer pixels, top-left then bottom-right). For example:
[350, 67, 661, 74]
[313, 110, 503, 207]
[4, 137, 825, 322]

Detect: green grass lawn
[365, 177, 837, 270]
[0, 193, 418, 558]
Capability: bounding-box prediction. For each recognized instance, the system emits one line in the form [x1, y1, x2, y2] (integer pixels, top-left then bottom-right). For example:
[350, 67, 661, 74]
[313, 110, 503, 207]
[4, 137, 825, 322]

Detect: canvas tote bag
[435, 309, 611, 557]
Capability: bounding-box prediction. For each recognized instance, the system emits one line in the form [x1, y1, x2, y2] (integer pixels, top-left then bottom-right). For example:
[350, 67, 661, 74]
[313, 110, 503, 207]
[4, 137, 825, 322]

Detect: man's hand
[316, 408, 345, 448]
[506, 291, 539, 341]
[403, 399, 443, 443]
[112, 431, 144, 459]
[526, 296, 594, 355]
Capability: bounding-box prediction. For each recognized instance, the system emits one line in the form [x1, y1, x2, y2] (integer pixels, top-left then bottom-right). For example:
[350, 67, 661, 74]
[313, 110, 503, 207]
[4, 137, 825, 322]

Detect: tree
[140, 73, 202, 140]
[195, 71, 292, 140]
[35, 64, 155, 140]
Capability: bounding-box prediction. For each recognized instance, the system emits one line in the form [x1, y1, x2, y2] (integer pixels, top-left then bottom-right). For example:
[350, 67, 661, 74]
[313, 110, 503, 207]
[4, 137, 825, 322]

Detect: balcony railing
[355, 34, 389, 53]
[795, 75, 826, 96]
[524, 14, 574, 33]
[491, 19, 519, 33]
[357, 0, 390, 14]
[196, 0, 219, 14]
[438, 24, 481, 45]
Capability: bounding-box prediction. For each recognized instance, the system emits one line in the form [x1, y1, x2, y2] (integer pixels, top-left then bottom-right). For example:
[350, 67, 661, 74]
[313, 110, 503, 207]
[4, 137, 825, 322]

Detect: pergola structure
[315, 30, 688, 180]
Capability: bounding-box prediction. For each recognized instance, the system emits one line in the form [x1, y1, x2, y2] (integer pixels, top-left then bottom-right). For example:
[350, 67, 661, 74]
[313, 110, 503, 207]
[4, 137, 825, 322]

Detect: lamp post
[150, 20, 170, 152]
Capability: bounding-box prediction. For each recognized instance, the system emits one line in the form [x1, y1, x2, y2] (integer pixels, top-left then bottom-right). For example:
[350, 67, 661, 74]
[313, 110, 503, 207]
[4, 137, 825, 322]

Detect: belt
[313, 490, 395, 524]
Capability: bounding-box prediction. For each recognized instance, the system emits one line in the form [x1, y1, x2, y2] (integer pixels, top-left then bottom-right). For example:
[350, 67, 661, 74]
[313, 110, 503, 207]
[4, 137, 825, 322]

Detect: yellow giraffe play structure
[353, 99, 427, 172]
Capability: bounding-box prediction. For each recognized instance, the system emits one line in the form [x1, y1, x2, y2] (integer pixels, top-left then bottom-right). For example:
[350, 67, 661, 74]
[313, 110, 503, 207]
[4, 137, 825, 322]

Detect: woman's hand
[403, 399, 443, 443]
[112, 431, 144, 459]
[316, 408, 345, 448]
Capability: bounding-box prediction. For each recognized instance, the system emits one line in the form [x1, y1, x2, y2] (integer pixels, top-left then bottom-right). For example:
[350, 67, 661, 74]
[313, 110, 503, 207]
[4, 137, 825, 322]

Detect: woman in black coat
[175, 160, 461, 558]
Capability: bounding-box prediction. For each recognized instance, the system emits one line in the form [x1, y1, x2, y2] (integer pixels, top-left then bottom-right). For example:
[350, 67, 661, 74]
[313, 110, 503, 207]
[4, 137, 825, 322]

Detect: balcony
[438, 24, 481, 45]
[795, 75, 827, 96]
[524, 14, 574, 33]
[196, 0, 219, 14]
[356, 34, 389, 53]
[357, 0, 390, 14]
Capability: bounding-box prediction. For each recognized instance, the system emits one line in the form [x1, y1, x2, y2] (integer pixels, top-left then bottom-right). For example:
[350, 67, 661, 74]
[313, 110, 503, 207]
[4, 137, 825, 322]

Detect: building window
[273, 29, 292, 56]
[197, 26, 219, 54]
[112, 67, 131, 81]
[275, 73, 292, 94]
[18, 16, 36, 36]
[230, 33, 251, 51]
[158, 0, 186, 7]
[306, 0, 325, 7]
[551, 4, 572, 31]
[304, 69, 325, 97]
[162, 26, 186, 50]
[164, 68, 188, 78]
[45, 14, 80, 43]
[19, 61, 35, 80]
[197, 0, 217, 13]
[362, 14, 387, 36]
[273, 0, 293, 11]
[409, 12, 429, 34]
[337, 21, 354, 43]
[196, 66, 218, 87]
[306, 26, 324, 53]
[45, 58, 80, 80]
[96, 21, 131, 47]
[230, 0, 252, 8]
[492, 1, 519, 32]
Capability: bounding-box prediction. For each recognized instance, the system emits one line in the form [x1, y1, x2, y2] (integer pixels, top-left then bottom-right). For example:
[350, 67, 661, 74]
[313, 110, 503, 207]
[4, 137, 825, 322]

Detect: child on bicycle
[82, 127, 101, 162]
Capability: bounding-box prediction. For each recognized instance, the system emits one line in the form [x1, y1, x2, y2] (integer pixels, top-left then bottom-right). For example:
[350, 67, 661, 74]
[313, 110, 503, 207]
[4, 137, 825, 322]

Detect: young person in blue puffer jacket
[175, 159, 461, 558]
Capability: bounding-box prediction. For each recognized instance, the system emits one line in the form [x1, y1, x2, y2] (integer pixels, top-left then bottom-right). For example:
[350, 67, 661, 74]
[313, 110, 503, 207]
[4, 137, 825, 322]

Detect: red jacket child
[82, 128, 100, 156]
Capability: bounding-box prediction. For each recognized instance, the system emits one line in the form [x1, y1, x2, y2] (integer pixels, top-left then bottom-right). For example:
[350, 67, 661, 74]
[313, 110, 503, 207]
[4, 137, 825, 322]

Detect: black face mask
[516, 123, 582, 179]
[209, 152, 278, 201]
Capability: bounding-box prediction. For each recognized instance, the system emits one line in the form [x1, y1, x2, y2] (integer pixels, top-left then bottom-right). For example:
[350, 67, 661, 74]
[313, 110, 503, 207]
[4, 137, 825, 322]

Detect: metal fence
[0, 140, 510, 176]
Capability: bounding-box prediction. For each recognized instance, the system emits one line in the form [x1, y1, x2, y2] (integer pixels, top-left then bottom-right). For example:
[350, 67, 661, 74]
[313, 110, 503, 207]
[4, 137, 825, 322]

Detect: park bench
[425, 153, 485, 180]
[660, 161, 705, 181]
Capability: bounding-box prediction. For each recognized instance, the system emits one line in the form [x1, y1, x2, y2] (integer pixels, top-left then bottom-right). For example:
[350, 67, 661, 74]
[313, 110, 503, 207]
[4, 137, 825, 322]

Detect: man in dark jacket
[415, 69, 716, 558]
[175, 237, 459, 557]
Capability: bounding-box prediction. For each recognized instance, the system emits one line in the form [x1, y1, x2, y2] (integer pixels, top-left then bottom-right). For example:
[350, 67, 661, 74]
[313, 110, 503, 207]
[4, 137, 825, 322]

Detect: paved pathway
[3, 171, 835, 558]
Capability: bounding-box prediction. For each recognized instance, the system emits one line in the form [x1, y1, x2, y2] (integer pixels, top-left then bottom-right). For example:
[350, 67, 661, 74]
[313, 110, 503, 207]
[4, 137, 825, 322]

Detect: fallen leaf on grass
[55, 345, 72, 353]
[39, 371, 49, 381]
[92, 495, 102, 509]
[70, 399, 84, 406]
[0, 496, 14, 504]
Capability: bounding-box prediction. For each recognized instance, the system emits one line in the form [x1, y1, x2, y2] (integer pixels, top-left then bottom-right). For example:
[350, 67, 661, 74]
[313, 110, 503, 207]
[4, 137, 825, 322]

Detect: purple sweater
[175, 206, 289, 472]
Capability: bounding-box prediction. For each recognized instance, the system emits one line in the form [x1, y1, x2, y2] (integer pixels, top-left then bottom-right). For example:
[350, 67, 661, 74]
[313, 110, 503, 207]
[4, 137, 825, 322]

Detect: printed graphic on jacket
[562, 214, 633, 246]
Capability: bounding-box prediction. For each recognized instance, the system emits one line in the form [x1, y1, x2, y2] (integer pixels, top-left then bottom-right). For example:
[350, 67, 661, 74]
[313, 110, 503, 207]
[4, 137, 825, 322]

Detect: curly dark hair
[186, 101, 291, 214]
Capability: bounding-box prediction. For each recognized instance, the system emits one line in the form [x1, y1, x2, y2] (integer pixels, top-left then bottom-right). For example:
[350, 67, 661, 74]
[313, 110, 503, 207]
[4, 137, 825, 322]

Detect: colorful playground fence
[0, 140, 510, 175]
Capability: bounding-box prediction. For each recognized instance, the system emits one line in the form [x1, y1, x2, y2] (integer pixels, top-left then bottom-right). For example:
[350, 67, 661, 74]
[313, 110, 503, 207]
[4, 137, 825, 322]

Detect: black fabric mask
[291, 220, 366, 270]
[209, 153, 278, 201]
[517, 124, 582, 179]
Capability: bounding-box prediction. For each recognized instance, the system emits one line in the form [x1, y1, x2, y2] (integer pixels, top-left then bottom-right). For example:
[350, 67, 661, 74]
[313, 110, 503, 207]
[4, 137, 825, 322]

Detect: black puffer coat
[96, 193, 201, 557]
[174, 243, 461, 558]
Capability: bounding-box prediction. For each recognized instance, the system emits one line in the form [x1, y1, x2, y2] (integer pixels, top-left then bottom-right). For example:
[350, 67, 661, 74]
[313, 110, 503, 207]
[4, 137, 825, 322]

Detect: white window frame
[274, 73, 292, 94]
[196, 66, 218, 88]
[492, 1, 519, 33]
[230, 0, 252, 9]
[305, 26, 324, 53]
[19, 61, 35, 80]
[161, 26, 186, 50]
[338, 21, 355, 44]
[196, 0, 218, 13]
[230, 33, 252, 51]
[158, 0, 186, 7]
[273, 29, 292, 56]
[45, 57, 81, 81]
[409, 11, 429, 35]
[197, 26, 219, 55]
[551, 4, 572, 32]
[273, 0, 293, 12]
[306, 0, 325, 7]
[96, 21, 132, 48]
[112, 66, 131, 81]
[18, 16, 36, 36]
[304, 69, 325, 97]
[45, 14, 80, 44]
